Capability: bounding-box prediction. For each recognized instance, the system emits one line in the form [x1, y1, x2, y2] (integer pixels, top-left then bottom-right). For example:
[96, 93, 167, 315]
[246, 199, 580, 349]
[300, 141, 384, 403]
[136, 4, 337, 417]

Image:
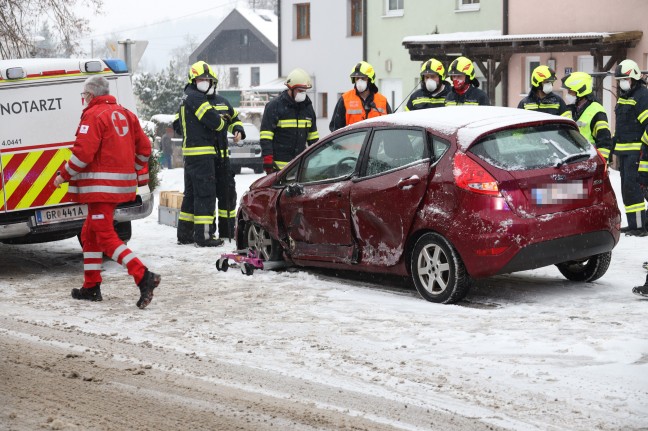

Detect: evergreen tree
[33, 22, 58, 57]
[133, 65, 185, 120]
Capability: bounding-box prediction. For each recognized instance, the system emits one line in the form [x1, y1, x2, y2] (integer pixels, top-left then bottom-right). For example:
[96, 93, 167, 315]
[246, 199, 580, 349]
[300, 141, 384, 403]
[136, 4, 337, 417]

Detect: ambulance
[0, 58, 153, 244]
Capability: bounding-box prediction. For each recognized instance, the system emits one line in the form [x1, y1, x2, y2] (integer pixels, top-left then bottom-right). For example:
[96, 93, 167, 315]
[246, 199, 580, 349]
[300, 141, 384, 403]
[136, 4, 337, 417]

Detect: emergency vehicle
[0, 58, 153, 244]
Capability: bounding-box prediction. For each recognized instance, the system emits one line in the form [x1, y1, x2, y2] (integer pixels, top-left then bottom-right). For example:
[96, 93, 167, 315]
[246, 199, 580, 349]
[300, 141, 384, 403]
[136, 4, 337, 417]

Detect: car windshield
[469, 124, 595, 170]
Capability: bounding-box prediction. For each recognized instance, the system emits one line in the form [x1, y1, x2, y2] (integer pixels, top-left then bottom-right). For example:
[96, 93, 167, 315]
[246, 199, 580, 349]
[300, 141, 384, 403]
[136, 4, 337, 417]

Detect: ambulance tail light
[103, 59, 128, 73]
[82, 60, 103, 73]
[5, 67, 26, 80]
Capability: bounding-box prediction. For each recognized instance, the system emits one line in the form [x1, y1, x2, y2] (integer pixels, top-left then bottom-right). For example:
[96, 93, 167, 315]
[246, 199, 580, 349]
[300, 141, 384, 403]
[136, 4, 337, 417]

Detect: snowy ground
[1, 168, 647, 431]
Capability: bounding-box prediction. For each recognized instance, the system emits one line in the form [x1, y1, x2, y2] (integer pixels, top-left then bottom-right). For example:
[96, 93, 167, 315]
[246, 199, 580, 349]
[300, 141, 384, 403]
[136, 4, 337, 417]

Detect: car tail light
[595, 148, 608, 178]
[453, 152, 500, 196]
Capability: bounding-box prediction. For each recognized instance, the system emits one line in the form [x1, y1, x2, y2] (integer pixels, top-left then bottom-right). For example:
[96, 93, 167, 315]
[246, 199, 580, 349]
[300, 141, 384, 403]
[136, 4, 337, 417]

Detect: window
[300, 131, 368, 183]
[363, 129, 426, 177]
[350, 0, 362, 36]
[229, 67, 239, 88]
[295, 3, 310, 39]
[251, 67, 260, 87]
[319, 92, 328, 118]
[384, 0, 404, 16]
[456, 0, 480, 11]
[240, 32, 248, 46]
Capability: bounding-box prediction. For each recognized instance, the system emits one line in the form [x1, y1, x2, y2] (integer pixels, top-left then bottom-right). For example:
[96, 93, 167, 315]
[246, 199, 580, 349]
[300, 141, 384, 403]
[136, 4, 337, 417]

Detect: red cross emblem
[111, 111, 129, 136]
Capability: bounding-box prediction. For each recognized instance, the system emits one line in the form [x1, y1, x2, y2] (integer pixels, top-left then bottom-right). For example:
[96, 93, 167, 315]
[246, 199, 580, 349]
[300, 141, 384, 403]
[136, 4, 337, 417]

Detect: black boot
[137, 270, 161, 309]
[195, 237, 224, 247]
[71, 284, 102, 301]
[632, 284, 648, 297]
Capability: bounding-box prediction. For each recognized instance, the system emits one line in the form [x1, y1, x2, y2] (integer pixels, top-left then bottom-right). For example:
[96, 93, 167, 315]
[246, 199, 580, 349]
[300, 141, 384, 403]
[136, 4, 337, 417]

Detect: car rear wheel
[555, 251, 612, 282]
[410, 233, 470, 304]
[243, 222, 282, 261]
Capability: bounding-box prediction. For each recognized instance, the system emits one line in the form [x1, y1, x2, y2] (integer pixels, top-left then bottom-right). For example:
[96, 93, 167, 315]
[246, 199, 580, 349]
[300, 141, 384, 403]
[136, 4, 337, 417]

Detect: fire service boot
[71, 284, 102, 301]
[136, 269, 161, 309]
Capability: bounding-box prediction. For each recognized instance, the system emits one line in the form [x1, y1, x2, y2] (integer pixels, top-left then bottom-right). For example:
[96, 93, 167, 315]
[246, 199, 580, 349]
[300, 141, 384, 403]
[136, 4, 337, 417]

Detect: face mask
[82, 92, 91, 107]
[355, 79, 368, 93]
[196, 80, 210, 93]
[294, 91, 307, 103]
[207, 86, 216, 96]
[542, 82, 553, 94]
[565, 94, 577, 105]
[452, 78, 469, 94]
[425, 79, 437, 92]
[619, 79, 632, 92]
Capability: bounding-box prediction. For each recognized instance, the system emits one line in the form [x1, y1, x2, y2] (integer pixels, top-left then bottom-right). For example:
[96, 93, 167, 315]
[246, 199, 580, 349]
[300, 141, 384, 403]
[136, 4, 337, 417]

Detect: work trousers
[178, 157, 217, 243]
[618, 152, 646, 230]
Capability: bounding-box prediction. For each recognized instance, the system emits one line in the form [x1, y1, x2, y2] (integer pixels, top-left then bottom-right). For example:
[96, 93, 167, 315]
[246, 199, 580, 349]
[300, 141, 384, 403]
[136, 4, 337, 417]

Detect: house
[278, 0, 364, 138]
[189, 7, 278, 106]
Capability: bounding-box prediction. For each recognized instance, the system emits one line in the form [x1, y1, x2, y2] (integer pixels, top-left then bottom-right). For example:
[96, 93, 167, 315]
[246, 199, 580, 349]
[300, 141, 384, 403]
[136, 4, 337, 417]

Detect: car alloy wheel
[410, 232, 470, 304]
[244, 222, 282, 261]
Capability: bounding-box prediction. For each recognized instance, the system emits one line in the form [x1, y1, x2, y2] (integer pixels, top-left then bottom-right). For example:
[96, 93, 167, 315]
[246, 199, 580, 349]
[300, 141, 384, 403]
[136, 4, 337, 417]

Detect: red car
[236, 106, 621, 304]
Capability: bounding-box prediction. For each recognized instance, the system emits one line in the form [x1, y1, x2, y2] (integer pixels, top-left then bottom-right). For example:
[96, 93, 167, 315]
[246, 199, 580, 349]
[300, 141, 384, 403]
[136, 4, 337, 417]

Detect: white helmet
[285, 68, 312, 90]
[615, 59, 642, 81]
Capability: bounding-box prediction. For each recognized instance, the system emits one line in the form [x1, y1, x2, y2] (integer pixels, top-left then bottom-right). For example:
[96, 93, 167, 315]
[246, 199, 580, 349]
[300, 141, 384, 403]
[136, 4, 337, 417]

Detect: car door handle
[398, 175, 420, 190]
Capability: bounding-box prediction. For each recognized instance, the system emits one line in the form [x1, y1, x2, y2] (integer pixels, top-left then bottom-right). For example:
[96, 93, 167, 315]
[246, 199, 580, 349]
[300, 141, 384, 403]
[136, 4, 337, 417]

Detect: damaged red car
[235, 106, 621, 304]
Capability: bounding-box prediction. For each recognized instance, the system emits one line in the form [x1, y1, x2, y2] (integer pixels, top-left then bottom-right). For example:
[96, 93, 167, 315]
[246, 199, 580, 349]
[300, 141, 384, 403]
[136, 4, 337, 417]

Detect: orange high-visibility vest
[342, 89, 388, 126]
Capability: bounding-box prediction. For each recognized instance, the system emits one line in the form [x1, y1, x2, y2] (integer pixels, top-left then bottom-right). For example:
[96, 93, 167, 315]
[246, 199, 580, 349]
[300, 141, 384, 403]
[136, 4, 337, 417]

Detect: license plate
[532, 181, 587, 205]
[35, 204, 88, 225]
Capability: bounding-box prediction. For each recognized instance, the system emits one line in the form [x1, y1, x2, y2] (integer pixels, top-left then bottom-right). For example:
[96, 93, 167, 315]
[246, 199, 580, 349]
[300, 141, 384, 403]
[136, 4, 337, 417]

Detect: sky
[2, 167, 647, 429]
[74, 0, 246, 72]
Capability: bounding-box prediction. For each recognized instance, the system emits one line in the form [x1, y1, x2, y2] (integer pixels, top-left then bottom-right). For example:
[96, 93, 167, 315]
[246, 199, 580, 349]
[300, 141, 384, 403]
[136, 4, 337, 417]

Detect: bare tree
[247, 0, 277, 13]
[0, 0, 103, 59]
[168, 35, 199, 78]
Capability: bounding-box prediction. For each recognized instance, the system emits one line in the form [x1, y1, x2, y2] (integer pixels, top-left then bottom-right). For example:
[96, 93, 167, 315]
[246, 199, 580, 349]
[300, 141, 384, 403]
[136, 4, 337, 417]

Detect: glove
[233, 126, 246, 141]
[221, 113, 232, 125]
[137, 165, 149, 187]
[263, 155, 275, 175]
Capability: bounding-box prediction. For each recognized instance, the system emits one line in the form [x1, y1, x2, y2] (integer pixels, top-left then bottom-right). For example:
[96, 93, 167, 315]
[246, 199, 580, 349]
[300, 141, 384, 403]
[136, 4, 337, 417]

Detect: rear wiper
[555, 153, 590, 167]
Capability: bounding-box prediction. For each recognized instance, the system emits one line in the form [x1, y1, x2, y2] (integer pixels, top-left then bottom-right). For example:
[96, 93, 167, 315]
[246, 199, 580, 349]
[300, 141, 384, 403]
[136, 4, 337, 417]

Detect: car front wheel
[410, 233, 470, 304]
[555, 251, 612, 282]
[243, 222, 282, 261]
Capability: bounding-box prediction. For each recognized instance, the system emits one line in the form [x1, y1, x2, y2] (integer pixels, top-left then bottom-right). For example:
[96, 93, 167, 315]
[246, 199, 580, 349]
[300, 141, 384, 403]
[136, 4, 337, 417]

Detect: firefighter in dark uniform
[613, 59, 648, 237]
[561, 72, 612, 158]
[260, 68, 319, 173]
[206, 85, 245, 241]
[405, 58, 450, 111]
[174, 61, 226, 247]
[329, 61, 392, 132]
[445, 56, 490, 106]
[518, 65, 571, 118]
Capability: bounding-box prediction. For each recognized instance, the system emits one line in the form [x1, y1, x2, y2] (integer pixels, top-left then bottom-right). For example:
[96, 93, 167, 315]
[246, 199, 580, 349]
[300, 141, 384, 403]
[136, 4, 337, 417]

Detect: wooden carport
[402, 31, 642, 105]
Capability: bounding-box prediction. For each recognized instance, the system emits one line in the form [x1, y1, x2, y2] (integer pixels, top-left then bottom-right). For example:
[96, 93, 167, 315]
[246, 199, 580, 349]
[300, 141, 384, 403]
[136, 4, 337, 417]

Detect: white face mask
[425, 79, 437, 92]
[355, 79, 368, 93]
[196, 80, 210, 93]
[542, 82, 553, 94]
[565, 93, 577, 105]
[294, 91, 307, 103]
[619, 79, 632, 92]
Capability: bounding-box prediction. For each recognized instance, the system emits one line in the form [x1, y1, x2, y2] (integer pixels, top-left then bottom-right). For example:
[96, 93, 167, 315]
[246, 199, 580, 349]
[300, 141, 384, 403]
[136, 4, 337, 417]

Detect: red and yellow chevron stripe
[1, 145, 73, 211]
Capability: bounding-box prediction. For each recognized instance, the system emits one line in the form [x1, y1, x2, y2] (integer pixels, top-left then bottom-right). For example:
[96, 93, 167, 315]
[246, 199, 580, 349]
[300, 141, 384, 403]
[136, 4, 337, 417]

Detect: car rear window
[469, 124, 594, 170]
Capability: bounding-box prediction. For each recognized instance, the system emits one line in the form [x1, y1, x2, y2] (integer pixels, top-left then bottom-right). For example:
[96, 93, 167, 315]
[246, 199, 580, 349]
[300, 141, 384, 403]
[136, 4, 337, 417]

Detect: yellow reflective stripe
[638, 109, 648, 124]
[229, 121, 243, 133]
[214, 105, 229, 111]
[523, 104, 538, 110]
[260, 131, 274, 139]
[275, 160, 289, 169]
[179, 212, 194, 222]
[598, 148, 610, 156]
[19, 149, 69, 209]
[617, 98, 637, 106]
[560, 111, 573, 118]
[538, 103, 559, 109]
[194, 215, 214, 224]
[404, 106, 411, 111]
[445, 101, 457, 106]
[195, 101, 213, 120]
[642, 131, 648, 146]
[218, 149, 230, 158]
[412, 98, 438, 105]
[614, 142, 642, 151]
[307, 131, 319, 140]
[182, 146, 217, 156]
[277, 119, 312, 128]
[592, 120, 610, 136]
[625, 202, 645, 213]
[218, 209, 237, 218]
[181, 106, 188, 148]
[639, 161, 648, 172]
[174, 113, 179, 121]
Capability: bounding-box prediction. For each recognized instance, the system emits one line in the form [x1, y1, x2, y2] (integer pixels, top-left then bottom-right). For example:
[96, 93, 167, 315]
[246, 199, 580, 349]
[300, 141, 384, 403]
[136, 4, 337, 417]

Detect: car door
[350, 128, 431, 267]
[278, 130, 369, 263]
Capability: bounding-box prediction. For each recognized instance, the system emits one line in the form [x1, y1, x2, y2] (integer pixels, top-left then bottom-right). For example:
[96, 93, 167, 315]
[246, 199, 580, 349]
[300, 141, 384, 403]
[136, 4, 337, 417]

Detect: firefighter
[613, 59, 648, 237]
[206, 85, 245, 241]
[518, 65, 571, 118]
[561, 72, 612, 159]
[329, 61, 392, 132]
[260, 68, 319, 174]
[174, 61, 226, 246]
[445, 56, 490, 106]
[53, 75, 160, 309]
[405, 58, 450, 111]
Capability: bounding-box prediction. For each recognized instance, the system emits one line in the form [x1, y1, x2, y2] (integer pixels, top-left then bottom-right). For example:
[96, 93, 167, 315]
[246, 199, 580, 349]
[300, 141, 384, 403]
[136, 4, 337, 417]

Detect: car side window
[430, 134, 450, 162]
[299, 131, 368, 183]
[364, 129, 427, 177]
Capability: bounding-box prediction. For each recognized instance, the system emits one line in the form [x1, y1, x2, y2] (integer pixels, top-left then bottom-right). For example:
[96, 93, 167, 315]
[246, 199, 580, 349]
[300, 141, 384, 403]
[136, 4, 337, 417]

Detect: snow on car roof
[360, 106, 574, 150]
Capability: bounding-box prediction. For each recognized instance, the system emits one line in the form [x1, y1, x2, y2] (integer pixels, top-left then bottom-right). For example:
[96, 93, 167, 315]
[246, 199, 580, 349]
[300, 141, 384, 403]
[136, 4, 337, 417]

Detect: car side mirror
[285, 183, 304, 197]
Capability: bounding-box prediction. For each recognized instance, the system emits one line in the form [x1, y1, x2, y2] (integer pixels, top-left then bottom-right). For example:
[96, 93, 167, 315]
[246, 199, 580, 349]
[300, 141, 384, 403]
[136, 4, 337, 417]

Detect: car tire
[243, 222, 282, 261]
[555, 251, 612, 282]
[410, 232, 470, 304]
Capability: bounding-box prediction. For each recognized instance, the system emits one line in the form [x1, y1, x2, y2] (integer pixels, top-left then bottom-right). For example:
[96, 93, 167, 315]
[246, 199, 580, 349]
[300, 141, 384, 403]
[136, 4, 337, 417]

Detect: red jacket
[60, 95, 151, 203]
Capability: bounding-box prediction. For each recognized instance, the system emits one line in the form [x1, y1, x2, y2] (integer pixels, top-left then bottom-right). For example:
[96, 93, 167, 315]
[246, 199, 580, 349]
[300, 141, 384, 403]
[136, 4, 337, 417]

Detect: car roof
[358, 106, 575, 150]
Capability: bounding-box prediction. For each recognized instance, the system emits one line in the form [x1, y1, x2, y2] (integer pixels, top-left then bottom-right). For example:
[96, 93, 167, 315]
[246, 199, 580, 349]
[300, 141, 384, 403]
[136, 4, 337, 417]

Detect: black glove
[221, 113, 232, 125]
[233, 126, 246, 140]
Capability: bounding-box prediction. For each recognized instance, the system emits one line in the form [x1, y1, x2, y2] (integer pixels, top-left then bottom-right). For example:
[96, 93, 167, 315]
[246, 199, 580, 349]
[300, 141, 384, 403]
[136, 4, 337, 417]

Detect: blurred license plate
[35, 204, 88, 225]
[532, 181, 587, 205]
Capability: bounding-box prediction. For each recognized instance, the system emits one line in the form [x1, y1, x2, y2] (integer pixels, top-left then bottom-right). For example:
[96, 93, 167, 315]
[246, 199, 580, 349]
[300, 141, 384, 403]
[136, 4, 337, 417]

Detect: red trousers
[81, 202, 146, 288]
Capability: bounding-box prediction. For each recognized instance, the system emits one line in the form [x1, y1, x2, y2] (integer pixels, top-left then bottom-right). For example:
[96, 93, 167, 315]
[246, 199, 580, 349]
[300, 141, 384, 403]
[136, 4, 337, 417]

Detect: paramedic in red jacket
[53, 75, 160, 309]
